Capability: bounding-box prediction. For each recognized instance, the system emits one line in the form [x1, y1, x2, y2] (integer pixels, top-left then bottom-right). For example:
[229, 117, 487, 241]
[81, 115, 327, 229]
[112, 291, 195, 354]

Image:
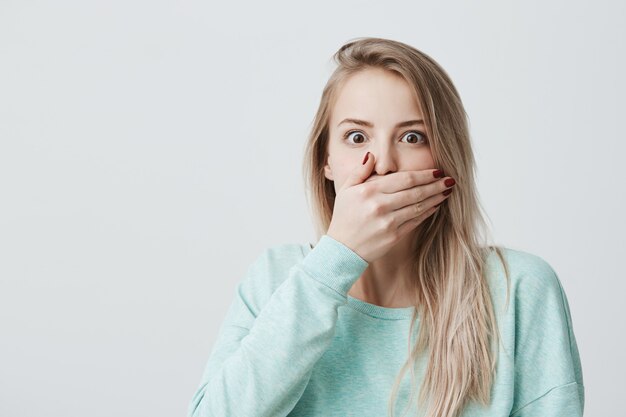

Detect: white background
[1, 0, 624, 416]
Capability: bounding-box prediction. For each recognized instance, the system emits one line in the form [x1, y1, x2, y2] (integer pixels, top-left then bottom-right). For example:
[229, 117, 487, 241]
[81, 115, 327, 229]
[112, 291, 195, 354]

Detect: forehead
[330, 68, 424, 125]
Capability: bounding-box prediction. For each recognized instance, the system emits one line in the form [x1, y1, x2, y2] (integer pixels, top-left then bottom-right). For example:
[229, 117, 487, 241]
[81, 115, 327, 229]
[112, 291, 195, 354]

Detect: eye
[343, 130, 428, 145]
[344, 130, 367, 144]
[400, 131, 428, 144]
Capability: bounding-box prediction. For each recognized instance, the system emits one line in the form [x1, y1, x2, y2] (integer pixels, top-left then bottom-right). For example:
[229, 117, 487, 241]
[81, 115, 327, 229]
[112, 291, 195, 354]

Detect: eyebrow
[337, 118, 425, 128]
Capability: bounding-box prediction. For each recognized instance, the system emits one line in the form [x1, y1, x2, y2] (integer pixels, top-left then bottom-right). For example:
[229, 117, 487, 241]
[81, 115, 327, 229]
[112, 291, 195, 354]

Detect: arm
[509, 258, 585, 417]
[187, 235, 368, 417]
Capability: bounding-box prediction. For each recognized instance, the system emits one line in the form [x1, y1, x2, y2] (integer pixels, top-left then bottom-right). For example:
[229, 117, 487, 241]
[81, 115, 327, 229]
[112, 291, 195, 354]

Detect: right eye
[344, 130, 367, 144]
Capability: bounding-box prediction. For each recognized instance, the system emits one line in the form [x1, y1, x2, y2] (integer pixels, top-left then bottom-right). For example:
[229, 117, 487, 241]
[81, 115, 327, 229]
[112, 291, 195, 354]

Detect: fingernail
[442, 189, 453, 196]
[433, 169, 444, 178]
[362, 152, 370, 165]
[444, 178, 456, 187]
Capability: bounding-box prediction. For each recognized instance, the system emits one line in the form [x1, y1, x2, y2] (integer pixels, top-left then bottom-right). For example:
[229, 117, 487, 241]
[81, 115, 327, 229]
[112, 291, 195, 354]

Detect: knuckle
[404, 172, 414, 188]
[371, 202, 385, 216]
[360, 184, 374, 198]
[356, 186, 370, 200]
[414, 202, 423, 216]
[380, 216, 394, 232]
[414, 187, 424, 201]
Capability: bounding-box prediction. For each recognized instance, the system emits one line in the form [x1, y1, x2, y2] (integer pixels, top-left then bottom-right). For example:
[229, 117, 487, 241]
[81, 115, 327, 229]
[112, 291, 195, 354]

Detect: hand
[326, 152, 455, 263]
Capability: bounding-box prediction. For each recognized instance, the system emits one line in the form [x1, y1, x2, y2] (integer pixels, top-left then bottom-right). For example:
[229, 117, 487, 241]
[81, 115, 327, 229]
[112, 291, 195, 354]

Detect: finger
[390, 188, 451, 228]
[339, 152, 376, 193]
[371, 169, 445, 194]
[395, 204, 440, 237]
[382, 176, 455, 213]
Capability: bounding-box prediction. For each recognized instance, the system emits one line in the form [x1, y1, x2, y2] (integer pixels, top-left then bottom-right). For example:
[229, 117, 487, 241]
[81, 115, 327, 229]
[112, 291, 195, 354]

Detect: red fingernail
[362, 152, 370, 165]
[444, 178, 456, 187]
[442, 189, 453, 196]
[433, 169, 444, 178]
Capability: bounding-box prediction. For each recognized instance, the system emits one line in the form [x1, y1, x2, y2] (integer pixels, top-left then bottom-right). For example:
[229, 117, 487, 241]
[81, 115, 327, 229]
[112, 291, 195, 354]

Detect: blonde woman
[187, 38, 584, 417]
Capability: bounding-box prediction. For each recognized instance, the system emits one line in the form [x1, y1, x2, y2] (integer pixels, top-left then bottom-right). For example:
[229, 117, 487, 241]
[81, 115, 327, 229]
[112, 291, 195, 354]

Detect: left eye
[401, 131, 427, 144]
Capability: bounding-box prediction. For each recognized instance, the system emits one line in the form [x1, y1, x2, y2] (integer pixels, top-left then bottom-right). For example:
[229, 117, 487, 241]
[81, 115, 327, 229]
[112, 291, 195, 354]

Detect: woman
[187, 38, 584, 417]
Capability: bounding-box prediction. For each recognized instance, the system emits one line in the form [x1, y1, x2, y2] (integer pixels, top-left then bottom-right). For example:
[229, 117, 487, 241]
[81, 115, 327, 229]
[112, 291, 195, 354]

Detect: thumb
[342, 152, 375, 191]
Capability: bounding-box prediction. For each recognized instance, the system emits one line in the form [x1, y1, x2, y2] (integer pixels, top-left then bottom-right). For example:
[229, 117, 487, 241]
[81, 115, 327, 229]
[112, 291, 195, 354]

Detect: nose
[369, 145, 399, 177]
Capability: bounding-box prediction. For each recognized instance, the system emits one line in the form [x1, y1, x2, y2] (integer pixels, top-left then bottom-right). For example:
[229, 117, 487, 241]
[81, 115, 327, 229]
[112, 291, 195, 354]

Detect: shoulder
[236, 242, 309, 316]
[484, 246, 564, 300]
[484, 246, 576, 340]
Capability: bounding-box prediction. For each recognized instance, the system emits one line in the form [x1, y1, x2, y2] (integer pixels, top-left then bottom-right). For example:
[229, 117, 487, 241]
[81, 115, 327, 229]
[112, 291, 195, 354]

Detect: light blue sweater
[187, 235, 584, 416]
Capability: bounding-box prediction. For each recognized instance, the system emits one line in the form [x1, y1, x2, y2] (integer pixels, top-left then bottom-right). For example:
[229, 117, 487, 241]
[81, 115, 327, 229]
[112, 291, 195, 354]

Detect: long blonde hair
[301, 37, 512, 417]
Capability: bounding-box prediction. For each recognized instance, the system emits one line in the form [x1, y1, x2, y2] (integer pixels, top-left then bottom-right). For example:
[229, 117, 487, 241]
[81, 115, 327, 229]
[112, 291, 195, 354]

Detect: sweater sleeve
[187, 235, 369, 417]
[509, 381, 583, 417]
[508, 257, 585, 417]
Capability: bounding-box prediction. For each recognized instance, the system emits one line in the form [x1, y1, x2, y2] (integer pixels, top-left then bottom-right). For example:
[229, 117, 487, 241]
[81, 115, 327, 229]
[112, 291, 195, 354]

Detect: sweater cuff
[300, 235, 369, 296]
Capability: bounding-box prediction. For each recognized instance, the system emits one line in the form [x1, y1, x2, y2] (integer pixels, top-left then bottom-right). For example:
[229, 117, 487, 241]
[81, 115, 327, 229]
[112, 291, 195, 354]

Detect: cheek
[333, 156, 358, 177]
[327, 156, 354, 189]
[406, 149, 436, 170]
[423, 150, 435, 167]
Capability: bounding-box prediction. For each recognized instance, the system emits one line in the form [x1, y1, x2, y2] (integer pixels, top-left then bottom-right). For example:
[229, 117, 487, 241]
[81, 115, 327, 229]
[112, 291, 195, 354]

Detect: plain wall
[1, 0, 624, 416]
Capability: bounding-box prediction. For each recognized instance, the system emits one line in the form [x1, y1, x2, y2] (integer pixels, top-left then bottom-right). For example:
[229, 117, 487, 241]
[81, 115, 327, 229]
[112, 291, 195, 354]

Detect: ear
[323, 155, 334, 181]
